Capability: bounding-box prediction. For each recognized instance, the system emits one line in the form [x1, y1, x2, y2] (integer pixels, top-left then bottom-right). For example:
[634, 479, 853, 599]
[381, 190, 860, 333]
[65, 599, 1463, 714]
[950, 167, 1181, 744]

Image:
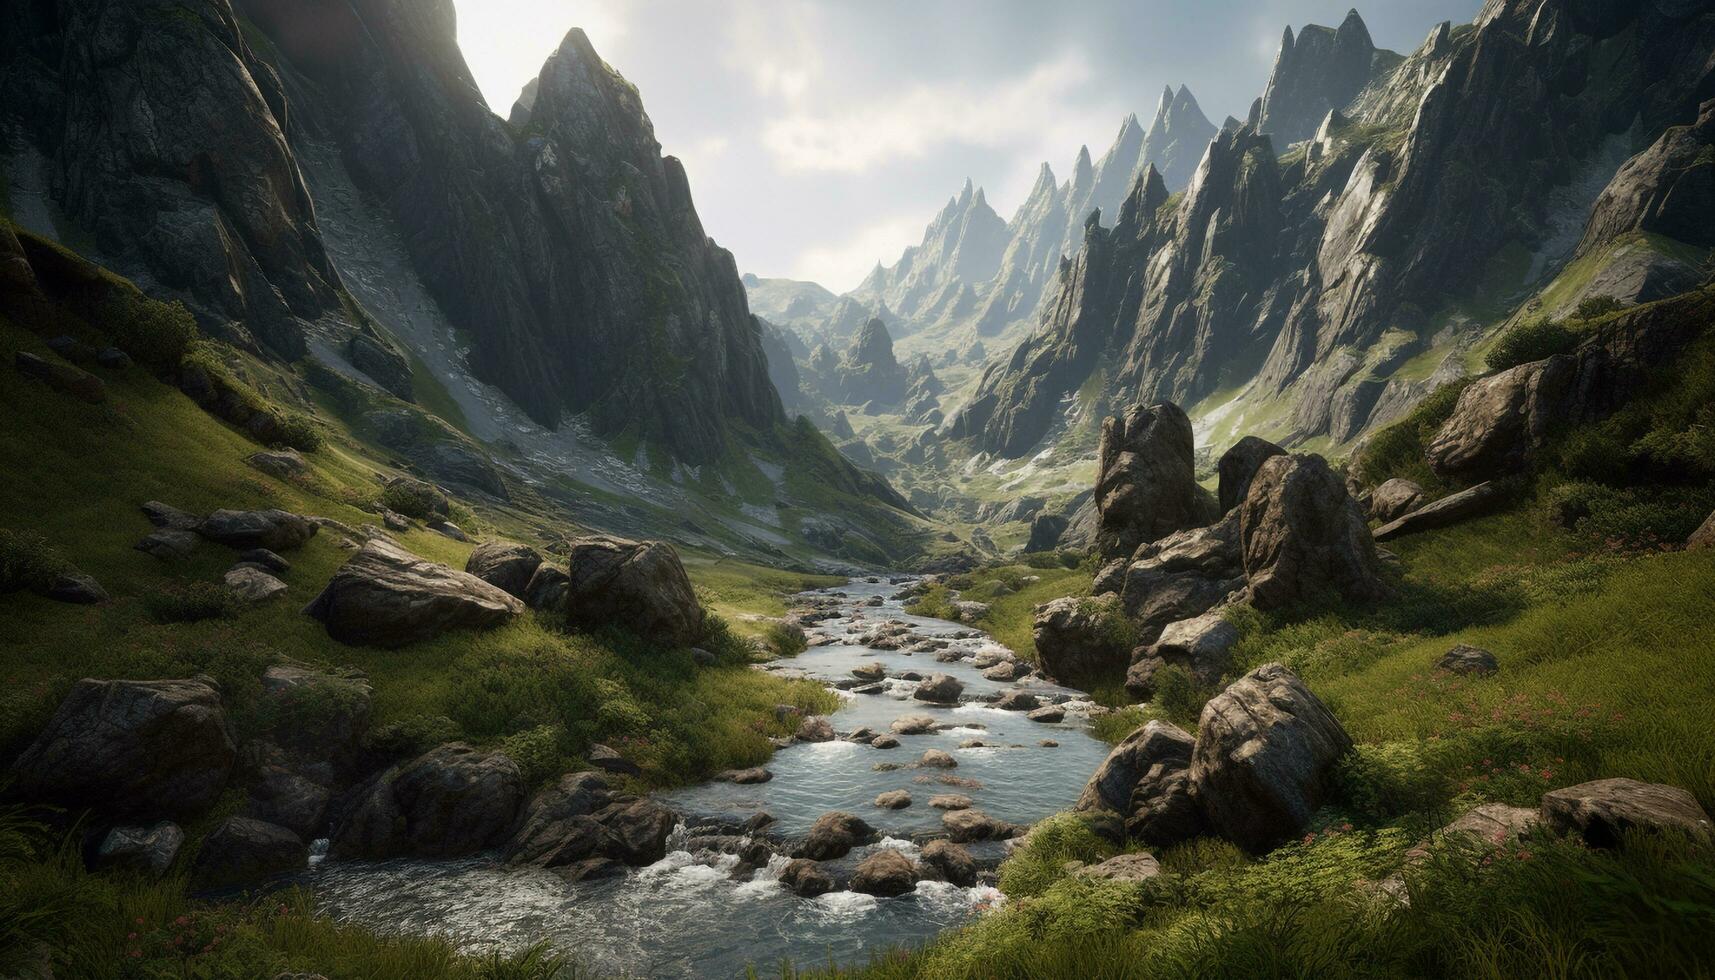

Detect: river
[304, 577, 1111, 977]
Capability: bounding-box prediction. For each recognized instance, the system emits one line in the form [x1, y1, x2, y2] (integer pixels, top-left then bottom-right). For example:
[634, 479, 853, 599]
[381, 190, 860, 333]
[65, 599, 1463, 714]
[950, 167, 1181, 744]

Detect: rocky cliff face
[952, 1, 1715, 461]
[851, 179, 1009, 329]
[1254, 9, 1390, 148]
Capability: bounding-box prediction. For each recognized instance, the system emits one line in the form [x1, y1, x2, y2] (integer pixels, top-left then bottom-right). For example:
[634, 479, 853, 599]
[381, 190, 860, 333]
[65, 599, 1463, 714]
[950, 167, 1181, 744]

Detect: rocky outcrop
[563, 535, 705, 648]
[1541, 778, 1714, 849]
[1369, 479, 1426, 523]
[1427, 357, 1576, 480]
[1238, 455, 1387, 611]
[464, 541, 544, 600]
[850, 179, 1009, 329]
[1217, 437, 1286, 515]
[199, 510, 318, 552]
[331, 743, 525, 860]
[1026, 514, 1069, 552]
[193, 817, 307, 887]
[1126, 611, 1239, 700]
[828, 319, 909, 406]
[1190, 664, 1352, 853]
[1577, 99, 1715, 260]
[1372, 482, 1506, 541]
[304, 539, 522, 647]
[1032, 594, 1133, 684]
[506, 773, 613, 867]
[797, 812, 877, 861]
[1076, 720, 1204, 847]
[850, 848, 918, 897]
[10, 678, 235, 820]
[1094, 403, 1216, 560]
[1106, 512, 1246, 643]
[1255, 10, 1384, 148]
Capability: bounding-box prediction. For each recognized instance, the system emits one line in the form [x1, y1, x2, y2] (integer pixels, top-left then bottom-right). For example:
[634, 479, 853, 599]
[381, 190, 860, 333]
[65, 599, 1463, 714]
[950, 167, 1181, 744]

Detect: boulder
[918, 749, 958, 769]
[303, 539, 522, 647]
[719, 768, 773, 785]
[1372, 481, 1506, 542]
[918, 839, 977, 886]
[240, 549, 291, 573]
[1217, 436, 1286, 515]
[523, 563, 571, 611]
[141, 500, 200, 531]
[779, 858, 835, 897]
[330, 744, 525, 860]
[852, 661, 887, 681]
[256, 666, 373, 774]
[594, 799, 678, 865]
[1076, 720, 1202, 843]
[1413, 803, 1542, 858]
[1190, 665, 1352, 853]
[224, 566, 288, 604]
[1032, 593, 1133, 685]
[94, 822, 184, 877]
[982, 661, 1031, 681]
[42, 572, 108, 604]
[1238, 455, 1387, 611]
[1027, 704, 1066, 724]
[1540, 778, 1713, 848]
[564, 535, 705, 647]
[242, 767, 331, 840]
[1686, 510, 1715, 551]
[798, 812, 877, 861]
[588, 743, 642, 776]
[427, 520, 470, 542]
[1128, 611, 1239, 700]
[951, 600, 991, 623]
[891, 714, 938, 735]
[1027, 514, 1069, 552]
[1436, 644, 1499, 677]
[943, 809, 1018, 843]
[193, 817, 307, 887]
[796, 716, 836, 743]
[198, 509, 317, 551]
[1110, 511, 1247, 642]
[929, 794, 973, 811]
[869, 734, 899, 749]
[136, 528, 200, 559]
[1094, 403, 1217, 559]
[913, 673, 964, 704]
[1078, 852, 1162, 883]
[994, 690, 1040, 712]
[1369, 479, 1426, 523]
[874, 790, 912, 809]
[464, 541, 544, 600]
[850, 848, 918, 897]
[11, 678, 235, 819]
[246, 450, 307, 479]
[505, 773, 613, 867]
[1427, 356, 1573, 480]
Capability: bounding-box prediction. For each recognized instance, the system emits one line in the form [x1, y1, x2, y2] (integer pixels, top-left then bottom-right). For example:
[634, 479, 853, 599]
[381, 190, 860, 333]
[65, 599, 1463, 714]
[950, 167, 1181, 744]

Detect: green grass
[908, 564, 1093, 661]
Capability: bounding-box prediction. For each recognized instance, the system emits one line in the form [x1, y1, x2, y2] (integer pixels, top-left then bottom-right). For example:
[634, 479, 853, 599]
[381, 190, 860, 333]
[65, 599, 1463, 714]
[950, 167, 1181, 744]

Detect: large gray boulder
[1032, 593, 1133, 685]
[506, 772, 613, 867]
[331, 743, 525, 860]
[193, 816, 307, 887]
[1541, 778, 1713, 849]
[851, 848, 918, 897]
[304, 538, 522, 647]
[10, 678, 235, 819]
[564, 535, 705, 647]
[1238, 455, 1387, 611]
[797, 811, 877, 861]
[94, 822, 185, 877]
[1094, 403, 1217, 559]
[1109, 511, 1246, 643]
[1372, 482, 1506, 542]
[1426, 356, 1574, 480]
[464, 541, 544, 600]
[198, 509, 318, 551]
[1369, 479, 1426, 523]
[1190, 664, 1352, 853]
[1076, 720, 1204, 847]
[1126, 611, 1239, 701]
[1217, 436, 1286, 515]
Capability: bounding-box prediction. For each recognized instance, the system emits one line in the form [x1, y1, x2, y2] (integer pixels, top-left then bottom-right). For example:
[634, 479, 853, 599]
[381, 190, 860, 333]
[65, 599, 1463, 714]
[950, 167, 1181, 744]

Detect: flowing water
[306, 579, 1112, 977]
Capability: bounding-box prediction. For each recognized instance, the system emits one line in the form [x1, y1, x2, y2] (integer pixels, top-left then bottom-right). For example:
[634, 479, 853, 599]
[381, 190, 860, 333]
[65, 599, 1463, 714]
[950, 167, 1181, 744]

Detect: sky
[451, 1, 1484, 293]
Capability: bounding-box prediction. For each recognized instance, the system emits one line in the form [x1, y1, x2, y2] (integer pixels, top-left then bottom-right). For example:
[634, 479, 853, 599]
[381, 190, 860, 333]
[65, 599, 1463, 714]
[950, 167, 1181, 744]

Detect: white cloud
[791, 214, 929, 293]
[761, 51, 1097, 175]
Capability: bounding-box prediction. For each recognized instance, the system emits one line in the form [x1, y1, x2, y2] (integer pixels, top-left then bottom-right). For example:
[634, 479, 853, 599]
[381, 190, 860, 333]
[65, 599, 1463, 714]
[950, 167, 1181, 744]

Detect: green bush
[502, 724, 567, 789]
[996, 813, 1114, 899]
[1485, 317, 1577, 372]
[365, 714, 462, 761]
[1573, 295, 1624, 321]
[1351, 378, 1472, 489]
[104, 294, 197, 375]
[381, 480, 447, 520]
[763, 620, 808, 658]
[0, 528, 68, 594]
[1150, 664, 1208, 728]
[273, 413, 323, 453]
[144, 581, 237, 623]
[1557, 426, 1630, 483]
[1335, 741, 1446, 821]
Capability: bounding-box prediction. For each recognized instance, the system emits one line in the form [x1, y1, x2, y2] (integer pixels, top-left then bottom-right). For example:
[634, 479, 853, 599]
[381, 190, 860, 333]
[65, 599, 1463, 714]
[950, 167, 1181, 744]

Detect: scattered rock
[1032, 593, 1132, 684]
[913, 673, 964, 704]
[10, 677, 235, 819]
[798, 812, 876, 861]
[464, 541, 544, 600]
[94, 822, 184, 877]
[1095, 403, 1217, 559]
[14, 350, 105, 404]
[994, 690, 1040, 712]
[257, 666, 372, 774]
[1410, 803, 1542, 860]
[1217, 436, 1286, 515]
[1027, 514, 1069, 552]
[303, 538, 522, 647]
[891, 714, 937, 735]
[918, 839, 976, 886]
[1238, 455, 1388, 611]
[943, 809, 1017, 843]
[1127, 611, 1238, 700]
[595, 799, 678, 865]
[1369, 479, 1426, 523]
[427, 520, 470, 542]
[869, 735, 900, 749]
[199, 509, 317, 552]
[331, 743, 525, 860]
[563, 535, 705, 647]
[42, 572, 108, 604]
[852, 662, 887, 681]
[691, 647, 717, 667]
[982, 661, 1031, 681]
[1373, 482, 1506, 542]
[929, 794, 973, 811]
[779, 858, 835, 897]
[523, 563, 570, 611]
[796, 716, 836, 743]
[193, 816, 306, 887]
[851, 848, 918, 897]
[874, 790, 912, 809]
[141, 500, 199, 531]
[951, 600, 991, 623]
[1436, 644, 1499, 677]
[240, 549, 291, 573]
[246, 450, 308, 479]
[719, 768, 773, 785]
[224, 566, 288, 604]
[1190, 664, 1352, 853]
[242, 767, 331, 840]
[1540, 778, 1714, 849]
[1027, 705, 1066, 724]
[588, 744, 642, 777]
[1039, 739, 1060, 748]
[1078, 852, 1162, 883]
[505, 773, 612, 867]
[918, 750, 957, 769]
[136, 528, 200, 559]
[95, 347, 131, 370]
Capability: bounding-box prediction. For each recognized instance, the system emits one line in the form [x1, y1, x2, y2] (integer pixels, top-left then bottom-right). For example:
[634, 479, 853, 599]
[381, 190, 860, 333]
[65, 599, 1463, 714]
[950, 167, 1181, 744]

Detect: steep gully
[305, 579, 1109, 976]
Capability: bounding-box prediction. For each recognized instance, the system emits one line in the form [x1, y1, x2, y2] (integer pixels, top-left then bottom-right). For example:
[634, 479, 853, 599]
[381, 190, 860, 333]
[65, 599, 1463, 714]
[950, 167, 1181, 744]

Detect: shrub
[102, 294, 197, 375]
[502, 724, 567, 789]
[997, 813, 1114, 899]
[763, 620, 808, 658]
[1485, 318, 1576, 372]
[366, 714, 462, 761]
[1558, 426, 1630, 483]
[1150, 665, 1209, 728]
[273, 413, 322, 453]
[381, 480, 447, 519]
[1336, 741, 1447, 821]
[1573, 295, 1624, 321]
[144, 581, 237, 623]
[0, 528, 68, 594]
